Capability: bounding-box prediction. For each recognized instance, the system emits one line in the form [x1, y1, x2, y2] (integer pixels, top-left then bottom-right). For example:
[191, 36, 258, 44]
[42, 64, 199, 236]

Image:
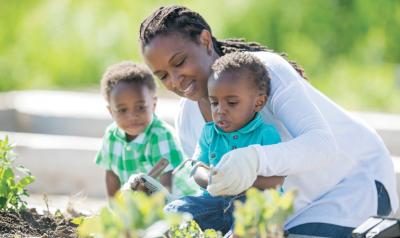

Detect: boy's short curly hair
[211, 52, 271, 96]
[100, 61, 156, 101]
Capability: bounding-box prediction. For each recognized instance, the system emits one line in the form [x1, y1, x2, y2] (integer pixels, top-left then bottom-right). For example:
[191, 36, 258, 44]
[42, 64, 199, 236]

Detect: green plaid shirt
[95, 115, 199, 196]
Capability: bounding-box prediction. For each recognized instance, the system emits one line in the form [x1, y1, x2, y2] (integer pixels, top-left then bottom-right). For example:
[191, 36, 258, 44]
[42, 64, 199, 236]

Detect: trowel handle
[148, 158, 169, 178]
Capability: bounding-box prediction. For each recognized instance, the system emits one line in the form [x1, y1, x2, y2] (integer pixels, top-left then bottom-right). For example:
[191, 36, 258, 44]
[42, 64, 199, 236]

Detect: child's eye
[137, 105, 148, 111]
[117, 108, 127, 113]
[228, 102, 238, 106]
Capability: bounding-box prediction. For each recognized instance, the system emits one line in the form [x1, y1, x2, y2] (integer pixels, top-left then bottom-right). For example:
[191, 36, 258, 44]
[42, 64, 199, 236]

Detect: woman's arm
[159, 171, 172, 192]
[252, 176, 284, 190]
[255, 52, 337, 176]
[105, 170, 120, 197]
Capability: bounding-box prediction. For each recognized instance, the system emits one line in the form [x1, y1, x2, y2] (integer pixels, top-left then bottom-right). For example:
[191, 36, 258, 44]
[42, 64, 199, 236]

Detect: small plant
[76, 187, 295, 238]
[168, 220, 222, 238]
[76, 191, 192, 238]
[0, 136, 35, 211]
[233, 188, 294, 238]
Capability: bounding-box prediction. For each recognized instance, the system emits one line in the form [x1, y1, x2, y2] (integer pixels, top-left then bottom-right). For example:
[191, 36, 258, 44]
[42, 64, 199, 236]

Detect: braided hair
[139, 5, 307, 79]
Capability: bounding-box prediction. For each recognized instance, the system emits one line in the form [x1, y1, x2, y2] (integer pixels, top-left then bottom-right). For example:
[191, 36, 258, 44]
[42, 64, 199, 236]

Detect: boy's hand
[121, 173, 144, 191]
[207, 145, 261, 196]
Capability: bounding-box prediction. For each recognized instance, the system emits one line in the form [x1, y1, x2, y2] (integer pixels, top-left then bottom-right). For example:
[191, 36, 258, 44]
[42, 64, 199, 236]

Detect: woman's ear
[255, 94, 267, 112]
[199, 29, 214, 55]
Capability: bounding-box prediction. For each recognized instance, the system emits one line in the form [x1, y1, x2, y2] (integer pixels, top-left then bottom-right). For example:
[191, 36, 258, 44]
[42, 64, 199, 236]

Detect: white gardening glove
[207, 145, 261, 196]
[121, 173, 143, 191]
[121, 173, 172, 200]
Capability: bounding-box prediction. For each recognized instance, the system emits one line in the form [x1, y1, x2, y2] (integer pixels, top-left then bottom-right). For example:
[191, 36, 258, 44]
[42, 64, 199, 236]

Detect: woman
[139, 5, 397, 237]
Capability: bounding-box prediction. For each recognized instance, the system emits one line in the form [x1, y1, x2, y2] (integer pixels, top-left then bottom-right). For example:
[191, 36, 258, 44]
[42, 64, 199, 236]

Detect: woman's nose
[171, 70, 183, 89]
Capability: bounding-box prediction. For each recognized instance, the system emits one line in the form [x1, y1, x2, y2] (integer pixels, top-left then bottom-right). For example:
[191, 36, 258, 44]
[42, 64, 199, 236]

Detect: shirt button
[126, 146, 131, 151]
[210, 153, 216, 158]
[233, 135, 238, 139]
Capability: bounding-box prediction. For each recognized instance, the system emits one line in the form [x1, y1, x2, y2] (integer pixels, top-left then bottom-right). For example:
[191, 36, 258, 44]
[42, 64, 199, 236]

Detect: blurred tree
[0, 0, 399, 112]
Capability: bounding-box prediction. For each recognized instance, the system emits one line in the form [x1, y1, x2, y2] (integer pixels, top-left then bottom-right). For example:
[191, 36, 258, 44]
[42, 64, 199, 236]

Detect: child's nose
[217, 105, 227, 114]
[129, 111, 140, 119]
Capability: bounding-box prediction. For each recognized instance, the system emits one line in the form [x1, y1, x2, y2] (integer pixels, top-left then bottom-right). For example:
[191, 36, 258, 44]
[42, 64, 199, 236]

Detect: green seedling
[77, 190, 193, 238]
[0, 136, 35, 211]
[233, 188, 295, 238]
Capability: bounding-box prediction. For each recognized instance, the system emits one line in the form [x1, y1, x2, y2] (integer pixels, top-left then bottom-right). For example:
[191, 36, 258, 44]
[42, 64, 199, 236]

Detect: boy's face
[208, 70, 266, 132]
[108, 82, 157, 141]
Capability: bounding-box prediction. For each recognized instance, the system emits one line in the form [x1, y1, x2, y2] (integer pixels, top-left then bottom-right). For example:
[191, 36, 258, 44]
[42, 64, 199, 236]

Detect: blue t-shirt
[194, 112, 281, 166]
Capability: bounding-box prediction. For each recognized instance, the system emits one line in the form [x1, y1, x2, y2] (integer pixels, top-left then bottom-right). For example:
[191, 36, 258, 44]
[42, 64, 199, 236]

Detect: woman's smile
[182, 80, 196, 97]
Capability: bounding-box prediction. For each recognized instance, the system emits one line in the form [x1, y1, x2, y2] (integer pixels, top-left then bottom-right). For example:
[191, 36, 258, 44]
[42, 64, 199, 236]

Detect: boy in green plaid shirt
[95, 61, 199, 198]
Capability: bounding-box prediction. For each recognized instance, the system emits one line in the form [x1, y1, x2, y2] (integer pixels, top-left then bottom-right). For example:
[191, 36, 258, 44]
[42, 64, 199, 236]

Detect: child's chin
[126, 128, 145, 137]
[220, 126, 236, 133]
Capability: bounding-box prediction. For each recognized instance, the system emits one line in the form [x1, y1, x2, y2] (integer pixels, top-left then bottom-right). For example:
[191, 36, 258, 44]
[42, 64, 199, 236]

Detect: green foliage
[77, 188, 295, 238]
[0, 136, 35, 211]
[1, 1, 400, 112]
[168, 220, 222, 238]
[218, 0, 400, 112]
[77, 191, 190, 238]
[233, 188, 294, 238]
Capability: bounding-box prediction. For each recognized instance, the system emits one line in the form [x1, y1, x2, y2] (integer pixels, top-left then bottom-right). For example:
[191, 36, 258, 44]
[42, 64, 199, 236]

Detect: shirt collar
[213, 112, 263, 135]
[114, 114, 156, 144]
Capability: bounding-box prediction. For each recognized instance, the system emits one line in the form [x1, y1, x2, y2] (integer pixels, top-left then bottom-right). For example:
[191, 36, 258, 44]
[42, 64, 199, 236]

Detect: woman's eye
[117, 108, 127, 113]
[175, 58, 185, 67]
[210, 102, 218, 106]
[228, 102, 238, 106]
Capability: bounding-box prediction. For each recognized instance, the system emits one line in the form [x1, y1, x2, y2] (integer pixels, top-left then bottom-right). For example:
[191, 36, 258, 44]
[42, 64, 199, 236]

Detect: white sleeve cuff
[254, 144, 270, 175]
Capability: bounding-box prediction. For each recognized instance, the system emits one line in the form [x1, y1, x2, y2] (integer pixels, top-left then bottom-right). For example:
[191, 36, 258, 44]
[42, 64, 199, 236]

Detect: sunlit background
[1, 0, 400, 112]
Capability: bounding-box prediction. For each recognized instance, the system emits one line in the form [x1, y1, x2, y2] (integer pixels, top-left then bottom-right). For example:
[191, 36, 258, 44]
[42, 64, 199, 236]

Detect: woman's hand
[207, 145, 262, 196]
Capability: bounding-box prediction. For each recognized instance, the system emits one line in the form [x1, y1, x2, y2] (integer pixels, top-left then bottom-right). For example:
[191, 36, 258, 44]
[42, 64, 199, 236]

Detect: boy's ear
[153, 96, 158, 112]
[199, 30, 213, 55]
[255, 94, 267, 112]
[107, 105, 114, 117]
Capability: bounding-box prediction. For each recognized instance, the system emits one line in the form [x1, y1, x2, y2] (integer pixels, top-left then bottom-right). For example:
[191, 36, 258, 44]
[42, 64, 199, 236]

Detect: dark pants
[287, 181, 391, 238]
[165, 193, 246, 235]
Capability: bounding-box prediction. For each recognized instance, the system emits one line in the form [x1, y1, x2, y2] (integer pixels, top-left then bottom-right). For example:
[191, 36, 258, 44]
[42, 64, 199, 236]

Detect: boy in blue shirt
[165, 52, 283, 234]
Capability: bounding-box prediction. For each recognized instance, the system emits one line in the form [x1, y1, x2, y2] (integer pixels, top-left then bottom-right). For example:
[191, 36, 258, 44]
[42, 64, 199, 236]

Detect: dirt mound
[0, 208, 78, 238]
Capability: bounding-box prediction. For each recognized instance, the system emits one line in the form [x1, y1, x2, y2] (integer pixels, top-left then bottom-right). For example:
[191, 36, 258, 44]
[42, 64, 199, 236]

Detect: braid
[140, 5, 307, 79]
[140, 6, 211, 47]
[215, 38, 307, 79]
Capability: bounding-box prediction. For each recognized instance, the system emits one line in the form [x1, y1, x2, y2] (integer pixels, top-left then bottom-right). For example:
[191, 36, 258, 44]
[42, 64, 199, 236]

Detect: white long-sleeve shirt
[175, 51, 398, 229]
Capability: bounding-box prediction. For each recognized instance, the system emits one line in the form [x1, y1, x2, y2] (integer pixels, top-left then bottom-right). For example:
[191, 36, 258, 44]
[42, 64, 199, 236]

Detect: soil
[0, 208, 78, 238]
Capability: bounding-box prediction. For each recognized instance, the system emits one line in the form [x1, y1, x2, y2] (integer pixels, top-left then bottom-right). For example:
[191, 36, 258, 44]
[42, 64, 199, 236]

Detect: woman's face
[142, 31, 218, 101]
